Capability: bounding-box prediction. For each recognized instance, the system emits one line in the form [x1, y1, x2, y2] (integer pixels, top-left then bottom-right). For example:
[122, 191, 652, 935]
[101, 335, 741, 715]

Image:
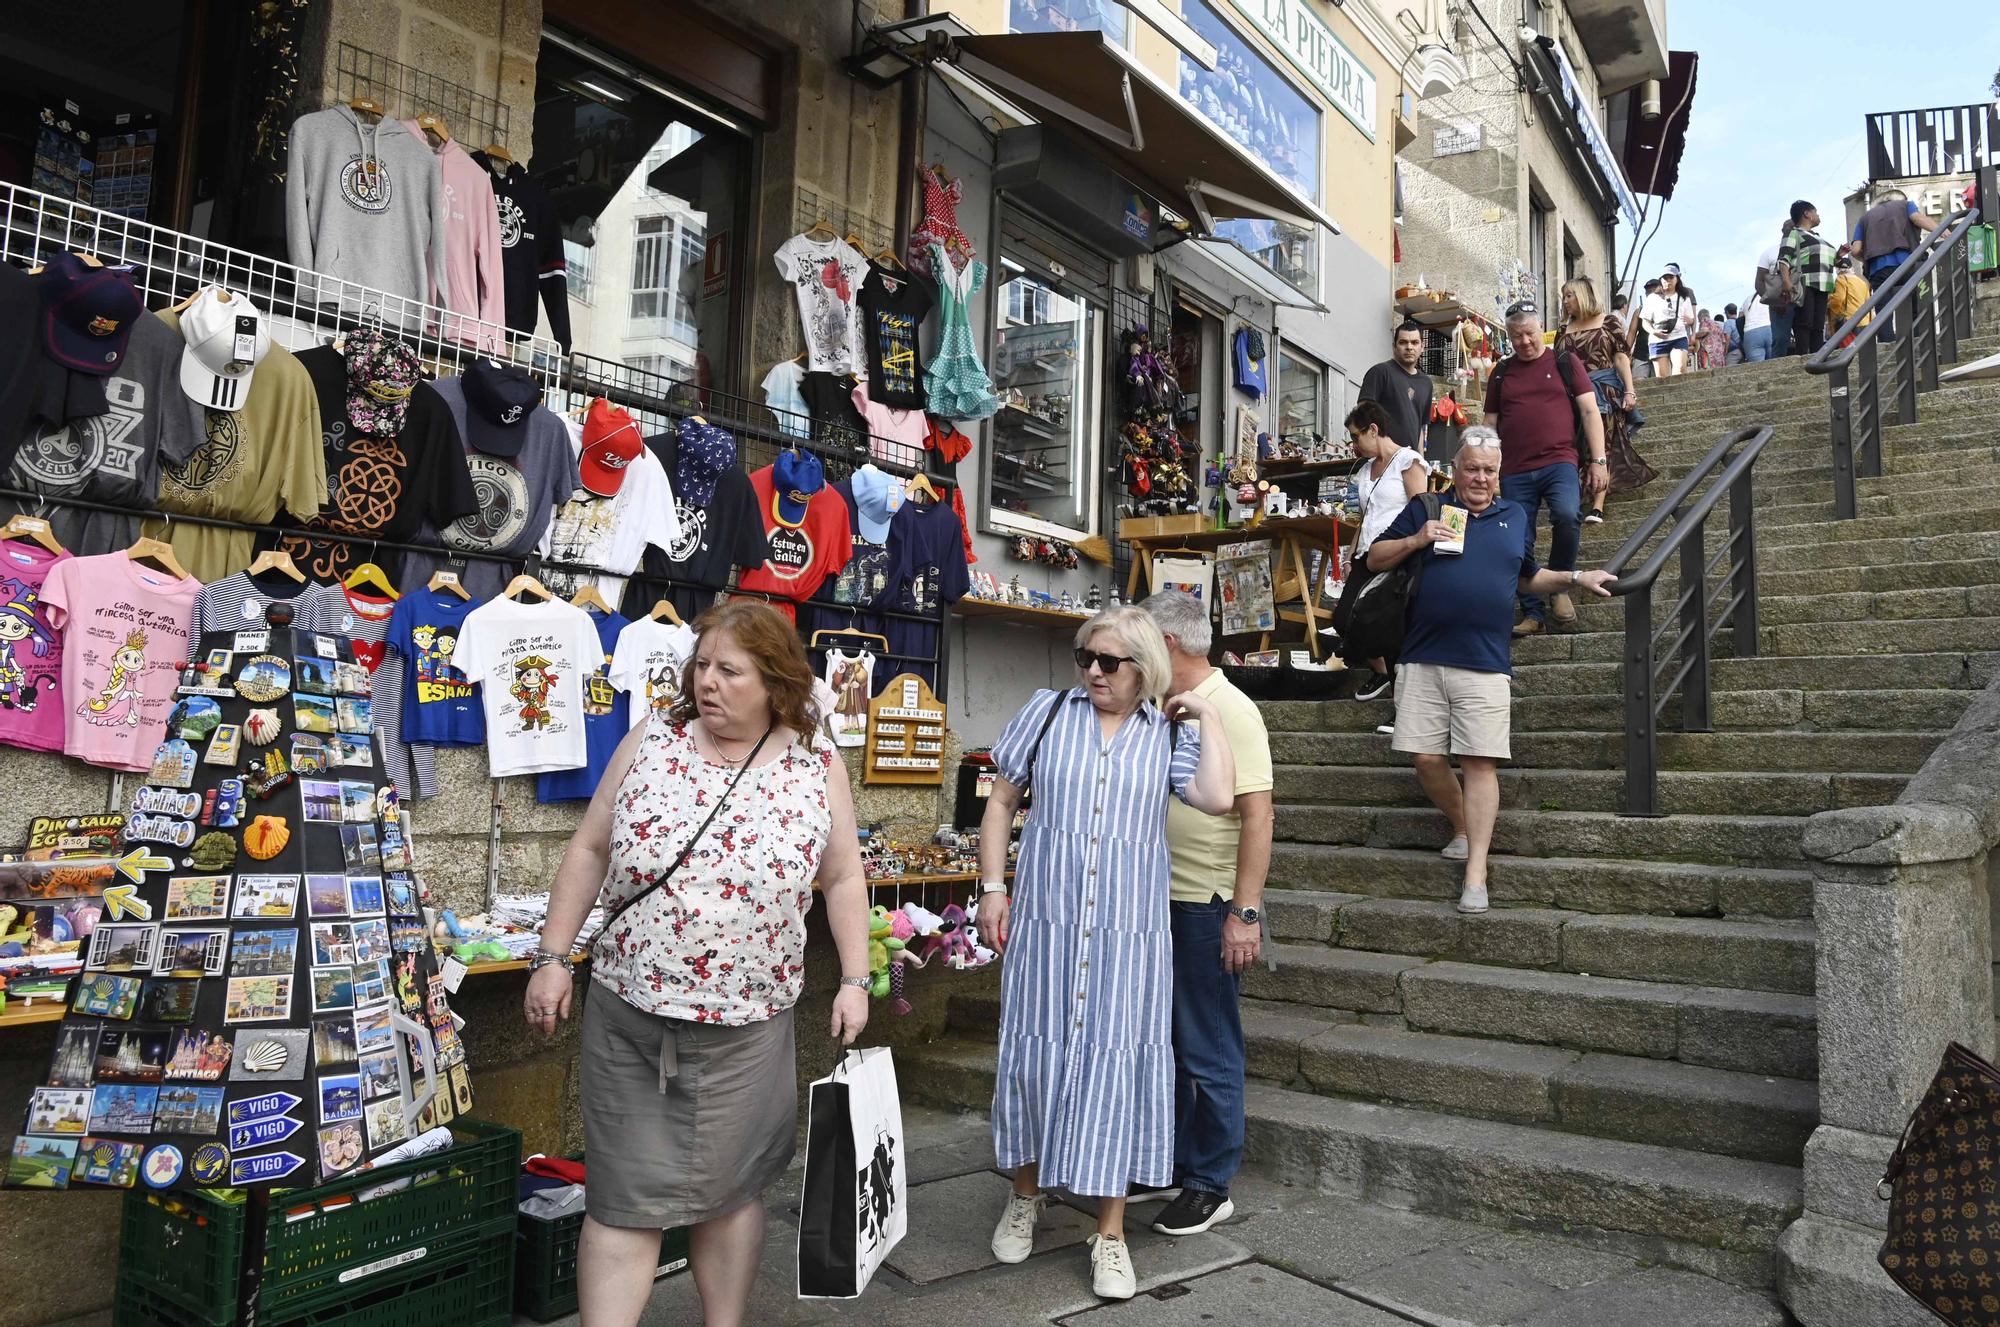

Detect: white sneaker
[1458, 882, 1490, 913]
[991, 1192, 1046, 1264]
[1089, 1233, 1137, 1299]
[1440, 834, 1469, 860]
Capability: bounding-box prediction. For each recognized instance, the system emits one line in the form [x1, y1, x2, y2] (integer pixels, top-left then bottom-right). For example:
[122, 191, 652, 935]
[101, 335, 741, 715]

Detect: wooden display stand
[1123, 514, 1349, 658]
[864, 674, 948, 786]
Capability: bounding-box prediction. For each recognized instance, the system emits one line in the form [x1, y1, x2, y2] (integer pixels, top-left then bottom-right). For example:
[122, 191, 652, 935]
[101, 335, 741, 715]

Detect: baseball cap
[1662, 263, 1683, 277]
[848, 464, 903, 544]
[177, 287, 270, 412]
[37, 254, 143, 375]
[458, 358, 543, 457]
[578, 398, 643, 497]
[771, 449, 825, 529]
[672, 417, 736, 506]
[344, 327, 419, 435]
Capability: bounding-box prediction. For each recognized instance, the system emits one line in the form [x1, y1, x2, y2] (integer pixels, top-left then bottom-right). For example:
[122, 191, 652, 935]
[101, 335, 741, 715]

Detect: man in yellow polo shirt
[1141, 590, 1274, 1238]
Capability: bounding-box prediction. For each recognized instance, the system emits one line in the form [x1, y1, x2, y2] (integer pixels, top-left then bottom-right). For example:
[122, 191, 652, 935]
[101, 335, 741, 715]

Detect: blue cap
[772, 449, 824, 528]
[848, 465, 902, 544]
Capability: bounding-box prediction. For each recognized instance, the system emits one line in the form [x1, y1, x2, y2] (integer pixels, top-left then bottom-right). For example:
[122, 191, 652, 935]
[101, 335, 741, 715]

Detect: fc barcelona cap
[177, 287, 270, 413]
[37, 253, 143, 376]
[772, 448, 824, 529]
[578, 398, 643, 497]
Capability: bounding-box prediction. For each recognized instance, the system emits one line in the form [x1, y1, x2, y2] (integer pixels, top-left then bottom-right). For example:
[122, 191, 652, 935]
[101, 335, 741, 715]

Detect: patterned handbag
[1879, 1042, 2000, 1324]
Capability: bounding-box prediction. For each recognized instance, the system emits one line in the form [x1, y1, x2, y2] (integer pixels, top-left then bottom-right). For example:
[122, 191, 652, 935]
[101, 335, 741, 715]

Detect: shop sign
[702, 232, 730, 301]
[1434, 121, 1482, 157]
[1226, 0, 1377, 140]
[1540, 38, 1640, 231]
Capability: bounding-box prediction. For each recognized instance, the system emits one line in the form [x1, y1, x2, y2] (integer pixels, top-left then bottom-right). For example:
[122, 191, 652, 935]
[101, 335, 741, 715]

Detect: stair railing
[1603, 426, 1775, 816]
[1805, 206, 1981, 519]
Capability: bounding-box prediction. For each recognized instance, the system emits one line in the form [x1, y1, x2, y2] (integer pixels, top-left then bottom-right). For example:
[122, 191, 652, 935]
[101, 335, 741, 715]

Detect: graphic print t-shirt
[453, 595, 601, 776]
[385, 587, 483, 745]
[2, 313, 204, 557]
[799, 372, 868, 456]
[266, 346, 477, 585]
[608, 616, 696, 730]
[40, 553, 199, 771]
[880, 500, 969, 690]
[772, 233, 869, 374]
[800, 477, 904, 651]
[735, 467, 852, 623]
[635, 431, 770, 621]
[857, 264, 936, 409]
[536, 607, 630, 803]
[540, 419, 680, 603]
[0, 542, 70, 753]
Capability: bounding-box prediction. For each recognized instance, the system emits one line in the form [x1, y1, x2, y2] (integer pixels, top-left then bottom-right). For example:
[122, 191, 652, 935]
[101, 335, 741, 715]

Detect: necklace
[705, 724, 762, 767]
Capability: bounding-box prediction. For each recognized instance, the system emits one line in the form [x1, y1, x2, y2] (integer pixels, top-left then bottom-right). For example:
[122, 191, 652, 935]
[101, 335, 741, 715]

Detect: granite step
[1504, 614, 2000, 662]
[1270, 764, 1906, 818]
[1285, 688, 1968, 737]
[1270, 728, 1943, 775]
[1496, 651, 1998, 699]
[1568, 583, 2000, 629]
[1273, 803, 1810, 867]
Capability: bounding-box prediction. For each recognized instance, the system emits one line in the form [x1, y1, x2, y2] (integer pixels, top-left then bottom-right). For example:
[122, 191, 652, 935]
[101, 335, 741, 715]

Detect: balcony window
[1009, 0, 1127, 40]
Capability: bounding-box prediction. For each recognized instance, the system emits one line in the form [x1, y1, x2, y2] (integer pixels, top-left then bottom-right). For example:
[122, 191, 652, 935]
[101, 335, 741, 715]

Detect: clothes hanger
[503, 573, 552, 602]
[810, 628, 888, 653]
[803, 218, 839, 242]
[342, 558, 400, 601]
[125, 534, 188, 580]
[842, 231, 868, 252]
[349, 96, 385, 123]
[0, 513, 65, 555]
[426, 569, 471, 601]
[569, 584, 612, 615]
[414, 113, 450, 147]
[647, 599, 684, 625]
[245, 549, 306, 584]
[481, 143, 514, 164]
[905, 473, 940, 503]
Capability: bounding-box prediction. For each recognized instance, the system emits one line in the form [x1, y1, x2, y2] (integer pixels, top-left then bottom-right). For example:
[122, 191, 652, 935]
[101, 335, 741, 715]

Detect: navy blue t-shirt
[537, 608, 632, 803]
[1381, 493, 1540, 676]
[880, 500, 970, 690]
[387, 588, 483, 745]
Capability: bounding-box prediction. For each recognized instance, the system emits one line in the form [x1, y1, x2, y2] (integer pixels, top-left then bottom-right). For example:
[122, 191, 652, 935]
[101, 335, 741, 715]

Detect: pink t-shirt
[41, 554, 200, 772]
[851, 380, 930, 464]
[0, 542, 69, 753]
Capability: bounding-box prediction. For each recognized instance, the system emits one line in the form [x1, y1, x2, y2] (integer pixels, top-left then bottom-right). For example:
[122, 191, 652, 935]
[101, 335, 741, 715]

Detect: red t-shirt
[1482, 349, 1593, 475]
[736, 465, 853, 622]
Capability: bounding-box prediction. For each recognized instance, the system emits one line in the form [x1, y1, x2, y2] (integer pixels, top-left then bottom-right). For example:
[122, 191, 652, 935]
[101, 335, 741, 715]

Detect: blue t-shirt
[386, 589, 483, 745]
[537, 608, 631, 803]
[1233, 329, 1267, 398]
[879, 500, 970, 690]
[1381, 493, 1540, 676]
[1852, 202, 1921, 277]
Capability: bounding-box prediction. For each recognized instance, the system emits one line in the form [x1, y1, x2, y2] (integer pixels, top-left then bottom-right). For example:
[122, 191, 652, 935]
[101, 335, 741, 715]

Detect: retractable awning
[946, 31, 1342, 238]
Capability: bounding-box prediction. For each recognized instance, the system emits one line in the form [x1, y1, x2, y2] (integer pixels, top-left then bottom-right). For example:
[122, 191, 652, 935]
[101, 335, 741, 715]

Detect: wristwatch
[1589, 457, 1609, 466]
[1228, 905, 1260, 925]
[528, 950, 575, 973]
[839, 976, 871, 990]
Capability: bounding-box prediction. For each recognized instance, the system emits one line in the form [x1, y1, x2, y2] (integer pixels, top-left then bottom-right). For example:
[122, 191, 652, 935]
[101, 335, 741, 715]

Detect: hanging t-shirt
[736, 466, 852, 623]
[0, 542, 70, 753]
[453, 594, 601, 776]
[608, 616, 697, 730]
[385, 586, 483, 746]
[145, 313, 328, 583]
[799, 476, 904, 653]
[772, 233, 869, 373]
[301, 583, 437, 800]
[192, 569, 321, 637]
[759, 360, 811, 438]
[404, 378, 579, 601]
[857, 264, 936, 409]
[799, 372, 868, 456]
[850, 380, 930, 464]
[880, 499, 969, 690]
[822, 647, 876, 747]
[264, 346, 477, 585]
[40, 553, 199, 772]
[1233, 329, 1269, 398]
[2, 313, 205, 557]
[540, 419, 680, 603]
[536, 607, 631, 803]
[633, 428, 770, 623]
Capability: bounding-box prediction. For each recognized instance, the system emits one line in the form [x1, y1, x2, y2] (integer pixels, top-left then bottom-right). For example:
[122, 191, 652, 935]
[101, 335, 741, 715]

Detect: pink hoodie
[403, 121, 506, 351]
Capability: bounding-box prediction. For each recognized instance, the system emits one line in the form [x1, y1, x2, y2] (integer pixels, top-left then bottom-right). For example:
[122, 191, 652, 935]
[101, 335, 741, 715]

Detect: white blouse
[1356, 446, 1430, 554]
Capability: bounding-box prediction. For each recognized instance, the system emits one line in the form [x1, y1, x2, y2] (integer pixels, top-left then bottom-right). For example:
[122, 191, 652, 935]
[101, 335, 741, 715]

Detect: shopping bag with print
[797, 1047, 906, 1298]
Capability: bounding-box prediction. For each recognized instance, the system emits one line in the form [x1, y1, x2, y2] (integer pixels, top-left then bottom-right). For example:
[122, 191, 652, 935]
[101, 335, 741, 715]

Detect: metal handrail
[1602, 426, 1775, 816]
[1804, 207, 1981, 518]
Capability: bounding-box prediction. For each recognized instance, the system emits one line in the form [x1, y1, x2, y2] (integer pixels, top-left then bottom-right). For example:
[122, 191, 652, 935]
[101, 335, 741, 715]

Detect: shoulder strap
[1018, 689, 1067, 795]
[601, 724, 774, 934]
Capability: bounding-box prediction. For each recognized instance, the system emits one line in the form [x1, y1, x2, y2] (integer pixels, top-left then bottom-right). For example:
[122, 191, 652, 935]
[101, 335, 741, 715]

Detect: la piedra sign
[1228, 0, 1378, 140]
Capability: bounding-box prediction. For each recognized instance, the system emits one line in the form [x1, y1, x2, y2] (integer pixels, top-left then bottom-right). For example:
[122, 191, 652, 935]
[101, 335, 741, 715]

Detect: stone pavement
[585, 1107, 1796, 1327]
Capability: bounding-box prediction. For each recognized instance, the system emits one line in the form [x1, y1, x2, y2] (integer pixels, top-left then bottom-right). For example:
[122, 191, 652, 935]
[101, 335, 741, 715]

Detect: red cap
[578, 398, 643, 497]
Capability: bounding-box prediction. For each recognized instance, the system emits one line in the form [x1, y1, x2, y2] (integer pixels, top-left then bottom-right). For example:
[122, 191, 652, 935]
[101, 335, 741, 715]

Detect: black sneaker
[1152, 1188, 1235, 1236]
[1353, 669, 1394, 703]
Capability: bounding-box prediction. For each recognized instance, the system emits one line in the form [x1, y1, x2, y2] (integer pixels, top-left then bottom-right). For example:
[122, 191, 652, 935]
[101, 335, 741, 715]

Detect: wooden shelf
[0, 999, 67, 1029]
[954, 597, 1092, 630]
[1259, 456, 1357, 478]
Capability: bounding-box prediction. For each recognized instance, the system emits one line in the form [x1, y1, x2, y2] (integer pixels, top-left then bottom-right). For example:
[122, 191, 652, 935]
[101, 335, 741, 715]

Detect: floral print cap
[344, 328, 420, 436]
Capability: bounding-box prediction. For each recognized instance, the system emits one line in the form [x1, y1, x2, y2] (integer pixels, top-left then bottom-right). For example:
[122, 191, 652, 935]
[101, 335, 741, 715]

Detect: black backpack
[1342, 492, 1443, 666]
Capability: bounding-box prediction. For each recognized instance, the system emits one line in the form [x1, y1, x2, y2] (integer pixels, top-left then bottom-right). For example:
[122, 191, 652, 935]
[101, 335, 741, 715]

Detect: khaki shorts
[1390, 662, 1512, 760]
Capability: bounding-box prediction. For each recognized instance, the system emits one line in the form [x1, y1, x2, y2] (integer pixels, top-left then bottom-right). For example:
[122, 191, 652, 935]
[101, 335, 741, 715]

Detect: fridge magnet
[332, 660, 371, 697]
[339, 823, 379, 871]
[450, 1062, 474, 1115]
[310, 966, 355, 1012]
[288, 733, 328, 774]
[293, 696, 336, 735]
[350, 919, 390, 965]
[169, 696, 223, 743]
[189, 1141, 229, 1185]
[8, 1136, 78, 1189]
[87, 1084, 159, 1134]
[385, 876, 417, 917]
[244, 747, 293, 800]
[124, 813, 196, 849]
[86, 923, 159, 973]
[233, 656, 290, 702]
[243, 707, 281, 747]
[140, 1145, 183, 1188]
[154, 928, 229, 977]
[358, 1051, 402, 1101]
[305, 874, 348, 918]
[164, 876, 231, 921]
[363, 1097, 408, 1150]
[328, 733, 373, 768]
[147, 740, 198, 788]
[71, 974, 141, 1020]
[154, 1086, 225, 1135]
[164, 1028, 233, 1082]
[137, 979, 200, 1024]
[293, 655, 336, 696]
[74, 1137, 141, 1188]
[344, 875, 385, 917]
[47, 1025, 97, 1087]
[316, 1121, 362, 1179]
[338, 782, 375, 823]
[312, 1014, 356, 1067]
[351, 1004, 392, 1055]
[335, 698, 372, 736]
[228, 929, 297, 976]
[200, 781, 246, 829]
[93, 1027, 169, 1083]
[203, 724, 242, 766]
[229, 1029, 307, 1082]
[222, 975, 293, 1024]
[186, 832, 238, 872]
[300, 780, 342, 823]
[131, 787, 200, 819]
[310, 923, 355, 967]
[25, 1087, 92, 1135]
[232, 873, 299, 919]
[243, 816, 290, 861]
[318, 1073, 363, 1124]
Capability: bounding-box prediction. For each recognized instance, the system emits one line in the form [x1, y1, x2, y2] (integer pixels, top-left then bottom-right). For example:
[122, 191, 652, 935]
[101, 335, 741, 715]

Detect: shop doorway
[1168, 300, 1222, 498]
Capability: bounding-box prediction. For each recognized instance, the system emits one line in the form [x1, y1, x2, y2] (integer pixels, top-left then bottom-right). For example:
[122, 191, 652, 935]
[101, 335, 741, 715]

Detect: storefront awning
[1190, 239, 1325, 311]
[946, 31, 1342, 238]
[1621, 50, 1698, 201]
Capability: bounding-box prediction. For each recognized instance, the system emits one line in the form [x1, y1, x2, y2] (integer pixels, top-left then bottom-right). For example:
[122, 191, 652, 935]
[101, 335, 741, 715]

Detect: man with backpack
[1365, 427, 1617, 912]
[1756, 224, 1796, 357]
[1481, 300, 1605, 637]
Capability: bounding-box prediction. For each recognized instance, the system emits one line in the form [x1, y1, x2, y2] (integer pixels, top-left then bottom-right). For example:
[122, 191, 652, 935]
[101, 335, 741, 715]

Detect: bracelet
[978, 880, 1008, 895]
[839, 976, 871, 990]
[528, 950, 575, 973]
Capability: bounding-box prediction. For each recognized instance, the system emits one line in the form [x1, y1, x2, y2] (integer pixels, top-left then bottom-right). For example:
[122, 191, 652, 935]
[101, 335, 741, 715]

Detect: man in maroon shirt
[1481, 301, 1606, 636]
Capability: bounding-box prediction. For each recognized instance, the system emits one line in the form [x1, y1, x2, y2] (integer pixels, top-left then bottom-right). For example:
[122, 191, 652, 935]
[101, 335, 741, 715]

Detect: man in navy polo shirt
[1367, 427, 1616, 913]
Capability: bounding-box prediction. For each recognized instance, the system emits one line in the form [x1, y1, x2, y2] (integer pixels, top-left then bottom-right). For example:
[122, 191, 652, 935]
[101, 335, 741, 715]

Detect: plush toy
[883, 909, 921, 1015]
[866, 905, 907, 999]
[919, 903, 982, 970]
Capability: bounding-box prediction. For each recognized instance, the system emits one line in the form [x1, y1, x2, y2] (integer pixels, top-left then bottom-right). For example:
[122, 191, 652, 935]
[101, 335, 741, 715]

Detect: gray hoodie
[286, 107, 451, 322]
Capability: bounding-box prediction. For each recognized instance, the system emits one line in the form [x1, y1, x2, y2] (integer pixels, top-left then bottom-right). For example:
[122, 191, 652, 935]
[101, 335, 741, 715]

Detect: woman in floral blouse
[526, 599, 872, 1327]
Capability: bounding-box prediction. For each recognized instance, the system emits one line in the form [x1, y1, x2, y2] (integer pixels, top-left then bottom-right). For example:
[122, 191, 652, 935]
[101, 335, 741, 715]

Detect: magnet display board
[863, 674, 947, 786]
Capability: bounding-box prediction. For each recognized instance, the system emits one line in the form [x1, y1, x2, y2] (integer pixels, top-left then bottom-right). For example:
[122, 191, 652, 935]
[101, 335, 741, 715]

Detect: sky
[1625, 1, 2000, 315]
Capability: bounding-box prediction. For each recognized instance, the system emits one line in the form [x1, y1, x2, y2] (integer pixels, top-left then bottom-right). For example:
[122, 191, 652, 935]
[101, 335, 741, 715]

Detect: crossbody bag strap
[602, 724, 775, 935]
[1017, 689, 1067, 797]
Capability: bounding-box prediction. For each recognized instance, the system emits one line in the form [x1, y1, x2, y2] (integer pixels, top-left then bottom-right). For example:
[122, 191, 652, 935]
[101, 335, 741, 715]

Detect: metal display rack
[332, 44, 512, 151]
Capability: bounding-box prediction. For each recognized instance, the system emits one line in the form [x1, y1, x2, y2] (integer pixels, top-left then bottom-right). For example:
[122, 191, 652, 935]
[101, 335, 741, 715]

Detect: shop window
[1175, 0, 1323, 294]
[1009, 0, 1128, 41]
[988, 260, 1103, 542]
[566, 238, 596, 304]
[1277, 345, 1328, 449]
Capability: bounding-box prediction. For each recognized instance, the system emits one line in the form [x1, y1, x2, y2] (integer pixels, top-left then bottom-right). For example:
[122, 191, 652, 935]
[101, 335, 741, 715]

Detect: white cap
[178, 288, 270, 412]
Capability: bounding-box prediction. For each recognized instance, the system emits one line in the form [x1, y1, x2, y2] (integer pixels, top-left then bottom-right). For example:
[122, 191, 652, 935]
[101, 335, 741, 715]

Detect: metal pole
[1940, 238, 1964, 365]
[1678, 516, 1711, 733]
[1917, 274, 1941, 393]
[1892, 291, 1920, 427]
[1858, 339, 1884, 482]
[1728, 466, 1760, 656]
[1830, 361, 1858, 519]
[1623, 587, 1658, 817]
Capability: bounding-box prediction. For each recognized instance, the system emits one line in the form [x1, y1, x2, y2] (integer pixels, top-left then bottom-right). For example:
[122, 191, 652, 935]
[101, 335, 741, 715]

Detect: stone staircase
[897, 289, 2000, 1290]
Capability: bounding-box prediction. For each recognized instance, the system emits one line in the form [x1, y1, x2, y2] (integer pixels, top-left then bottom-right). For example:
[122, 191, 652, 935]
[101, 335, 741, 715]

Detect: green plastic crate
[514, 1164, 689, 1322]
[118, 1120, 520, 1326]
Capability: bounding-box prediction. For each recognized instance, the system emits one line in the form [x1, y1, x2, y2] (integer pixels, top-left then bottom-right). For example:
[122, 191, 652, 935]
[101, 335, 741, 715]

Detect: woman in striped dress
[974, 606, 1238, 1300]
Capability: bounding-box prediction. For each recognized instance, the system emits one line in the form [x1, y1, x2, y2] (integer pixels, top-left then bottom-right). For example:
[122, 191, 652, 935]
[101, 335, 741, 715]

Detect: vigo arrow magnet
[229, 1116, 302, 1150]
[229, 1151, 304, 1184]
[101, 883, 153, 921]
[227, 1092, 302, 1125]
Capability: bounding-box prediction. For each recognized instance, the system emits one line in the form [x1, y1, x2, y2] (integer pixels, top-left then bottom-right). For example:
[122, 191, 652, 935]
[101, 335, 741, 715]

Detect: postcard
[222, 975, 292, 1024]
[164, 875, 231, 921]
[86, 1084, 158, 1134]
[313, 1014, 356, 1067]
[300, 780, 343, 823]
[153, 1085, 225, 1135]
[317, 1121, 362, 1180]
[310, 966, 355, 1012]
[229, 928, 297, 977]
[25, 1087, 92, 1135]
[318, 1073, 363, 1124]
[232, 874, 300, 920]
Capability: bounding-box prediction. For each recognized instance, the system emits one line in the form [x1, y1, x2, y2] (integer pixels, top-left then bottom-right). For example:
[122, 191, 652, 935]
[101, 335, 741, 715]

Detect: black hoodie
[469, 151, 573, 352]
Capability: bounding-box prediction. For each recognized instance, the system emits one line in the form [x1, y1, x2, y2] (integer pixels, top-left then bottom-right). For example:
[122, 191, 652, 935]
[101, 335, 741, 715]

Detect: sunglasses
[1074, 647, 1137, 674]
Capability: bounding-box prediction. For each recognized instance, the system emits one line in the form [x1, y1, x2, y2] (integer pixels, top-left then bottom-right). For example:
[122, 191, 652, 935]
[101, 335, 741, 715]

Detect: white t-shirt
[822, 647, 877, 747]
[540, 419, 681, 603]
[454, 596, 603, 776]
[1355, 447, 1430, 554]
[1746, 242, 1781, 328]
[772, 233, 869, 374]
[1639, 291, 1696, 342]
[608, 617, 698, 729]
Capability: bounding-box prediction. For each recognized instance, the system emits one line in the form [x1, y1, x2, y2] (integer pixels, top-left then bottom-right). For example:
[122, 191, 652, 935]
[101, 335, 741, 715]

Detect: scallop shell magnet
[244, 708, 282, 747]
[244, 815, 290, 861]
[241, 1039, 290, 1073]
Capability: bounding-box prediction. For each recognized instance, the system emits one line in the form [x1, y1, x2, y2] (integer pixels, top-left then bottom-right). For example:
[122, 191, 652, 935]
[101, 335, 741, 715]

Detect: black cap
[37, 254, 143, 375]
[459, 359, 542, 457]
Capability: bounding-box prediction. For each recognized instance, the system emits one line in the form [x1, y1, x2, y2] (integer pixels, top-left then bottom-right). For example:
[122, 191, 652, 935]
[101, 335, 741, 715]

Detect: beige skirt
[579, 982, 798, 1228]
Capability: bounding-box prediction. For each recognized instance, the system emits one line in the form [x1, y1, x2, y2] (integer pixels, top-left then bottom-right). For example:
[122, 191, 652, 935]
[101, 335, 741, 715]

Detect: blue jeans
[1743, 326, 1773, 362]
[1769, 305, 1798, 356]
[1170, 896, 1244, 1196]
[1501, 462, 1581, 624]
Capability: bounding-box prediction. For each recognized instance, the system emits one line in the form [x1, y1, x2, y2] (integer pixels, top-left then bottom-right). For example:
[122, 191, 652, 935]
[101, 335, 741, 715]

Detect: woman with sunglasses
[974, 605, 1237, 1300]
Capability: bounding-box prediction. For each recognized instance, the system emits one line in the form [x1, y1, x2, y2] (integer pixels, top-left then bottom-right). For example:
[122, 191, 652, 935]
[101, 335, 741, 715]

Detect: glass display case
[987, 264, 1102, 539]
